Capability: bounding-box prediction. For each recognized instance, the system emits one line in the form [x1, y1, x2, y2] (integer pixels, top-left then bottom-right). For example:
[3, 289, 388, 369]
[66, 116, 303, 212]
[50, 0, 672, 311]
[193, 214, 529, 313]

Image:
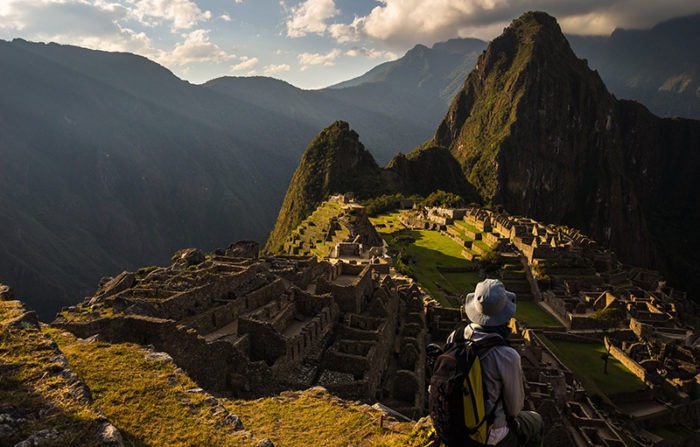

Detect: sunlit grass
[49, 329, 258, 447]
[49, 328, 430, 447]
[226, 390, 431, 446]
[539, 335, 646, 398]
[515, 301, 562, 327]
[0, 302, 106, 446]
[400, 230, 477, 306]
[369, 212, 406, 235]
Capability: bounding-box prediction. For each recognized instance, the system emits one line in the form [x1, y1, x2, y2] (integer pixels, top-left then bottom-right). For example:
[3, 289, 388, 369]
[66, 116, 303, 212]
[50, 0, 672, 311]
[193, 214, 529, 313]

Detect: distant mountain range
[1, 13, 699, 318]
[569, 14, 700, 120]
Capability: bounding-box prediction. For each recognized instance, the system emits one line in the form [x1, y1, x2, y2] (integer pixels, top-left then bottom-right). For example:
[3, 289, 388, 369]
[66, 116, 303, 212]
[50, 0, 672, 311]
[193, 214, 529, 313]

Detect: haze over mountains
[1, 13, 699, 319]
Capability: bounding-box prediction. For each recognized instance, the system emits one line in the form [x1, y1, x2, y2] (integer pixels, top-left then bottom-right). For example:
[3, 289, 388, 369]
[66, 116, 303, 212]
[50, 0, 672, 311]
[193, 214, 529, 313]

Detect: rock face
[384, 145, 479, 201]
[433, 11, 700, 295]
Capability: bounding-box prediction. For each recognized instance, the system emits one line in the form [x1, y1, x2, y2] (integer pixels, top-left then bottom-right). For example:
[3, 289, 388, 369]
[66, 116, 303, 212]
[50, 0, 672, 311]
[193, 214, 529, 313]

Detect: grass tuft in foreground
[49, 327, 431, 446]
[0, 301, 107, 446]
[225, 388, 432, 447]
[49, 328, 258, 447]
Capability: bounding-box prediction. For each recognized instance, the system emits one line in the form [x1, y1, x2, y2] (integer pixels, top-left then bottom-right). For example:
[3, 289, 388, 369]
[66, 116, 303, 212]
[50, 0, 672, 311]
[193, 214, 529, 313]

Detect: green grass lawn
[440, 271, 483, 307]
[515, 301, 562, 327]
[369, 218, 483, 307]
[454, 220, 481, 234]
[539, 336, 646, 399]
[401, 230, 477, 306]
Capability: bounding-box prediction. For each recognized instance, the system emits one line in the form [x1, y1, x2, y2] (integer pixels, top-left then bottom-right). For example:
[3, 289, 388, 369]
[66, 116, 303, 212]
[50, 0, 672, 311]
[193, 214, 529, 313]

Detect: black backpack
[428, 325, 508, 447]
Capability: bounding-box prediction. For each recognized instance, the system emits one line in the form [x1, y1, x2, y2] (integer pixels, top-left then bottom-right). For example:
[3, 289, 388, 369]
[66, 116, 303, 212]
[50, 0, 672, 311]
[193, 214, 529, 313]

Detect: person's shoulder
[492, 344, 520, 365]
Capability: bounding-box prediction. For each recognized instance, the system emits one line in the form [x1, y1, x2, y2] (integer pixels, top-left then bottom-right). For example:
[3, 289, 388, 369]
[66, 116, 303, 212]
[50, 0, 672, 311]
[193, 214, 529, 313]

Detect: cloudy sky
[1, 0, 699, 89]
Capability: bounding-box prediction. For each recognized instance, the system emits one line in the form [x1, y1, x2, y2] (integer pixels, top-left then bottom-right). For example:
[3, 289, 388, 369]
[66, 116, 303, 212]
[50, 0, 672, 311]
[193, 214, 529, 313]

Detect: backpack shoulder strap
[452, 322, 467, 344]
[473, 334, 509, 353]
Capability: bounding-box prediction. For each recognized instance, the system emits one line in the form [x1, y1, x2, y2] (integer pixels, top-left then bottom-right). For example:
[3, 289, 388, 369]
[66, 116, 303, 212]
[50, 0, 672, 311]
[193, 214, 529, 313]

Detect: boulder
[223, 413, 244, 430]
[171, 248, 205, 268]
[226, 241, 259, 259]
[97, 422, 124, 446]
[94, 272, 136, 299]
[5, 310, 40, 329]
[0, 284, 14, 301]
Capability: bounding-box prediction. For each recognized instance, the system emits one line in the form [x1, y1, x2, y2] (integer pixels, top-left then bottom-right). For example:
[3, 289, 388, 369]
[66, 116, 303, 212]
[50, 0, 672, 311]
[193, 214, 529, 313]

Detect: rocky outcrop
[433, 11, 700, 295]
[0, 295, 123, 446]
[225, 241, 260, 259]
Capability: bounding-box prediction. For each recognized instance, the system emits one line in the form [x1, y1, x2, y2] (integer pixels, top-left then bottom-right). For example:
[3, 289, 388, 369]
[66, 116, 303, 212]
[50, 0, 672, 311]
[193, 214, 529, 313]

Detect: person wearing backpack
[429, 279, 543, 447]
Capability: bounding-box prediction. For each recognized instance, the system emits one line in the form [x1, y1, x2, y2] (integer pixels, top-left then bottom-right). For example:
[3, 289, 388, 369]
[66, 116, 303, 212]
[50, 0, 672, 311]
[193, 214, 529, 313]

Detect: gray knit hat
[464, 279, 516, 326]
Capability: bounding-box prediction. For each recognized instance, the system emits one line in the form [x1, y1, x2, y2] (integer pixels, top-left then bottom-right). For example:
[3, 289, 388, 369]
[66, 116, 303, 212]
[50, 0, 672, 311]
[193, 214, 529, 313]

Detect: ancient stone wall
[54, 315, 260, 394]
[604, 337, 648, 383]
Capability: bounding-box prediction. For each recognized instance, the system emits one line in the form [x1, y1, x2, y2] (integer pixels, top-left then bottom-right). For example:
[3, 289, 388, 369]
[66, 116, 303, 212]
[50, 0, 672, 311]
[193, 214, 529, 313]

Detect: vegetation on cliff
[384, 144, 479, 202]
[265, 121, 386, 253]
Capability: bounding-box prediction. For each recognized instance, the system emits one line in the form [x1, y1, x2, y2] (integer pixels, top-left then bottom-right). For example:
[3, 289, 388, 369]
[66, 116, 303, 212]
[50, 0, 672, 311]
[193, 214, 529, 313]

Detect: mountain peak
[264, 121, 384, 252]
[434, 10, 610, 200]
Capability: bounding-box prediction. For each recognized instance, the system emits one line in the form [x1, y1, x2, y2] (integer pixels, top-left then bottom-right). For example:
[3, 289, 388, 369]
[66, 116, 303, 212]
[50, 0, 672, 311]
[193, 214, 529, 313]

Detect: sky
[1, 1, 699, 90]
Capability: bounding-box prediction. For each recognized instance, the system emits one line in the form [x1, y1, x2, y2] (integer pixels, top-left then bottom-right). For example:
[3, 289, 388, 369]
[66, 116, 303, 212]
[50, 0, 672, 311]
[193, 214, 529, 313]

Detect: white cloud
[156, 29, 235, 66]
[328, 21, 362, 43]
[0, 0, 151, 53]
[286, 0, 339, 37]
[131, 0, 211, 30]
[220, 13, 232, 22]
[264, 63, 291, 75]
[298, 48, 341, 68]
[231, 56, 258, 71]
[324, 0, 700, 47]
[345, 46, 396, 60]
[355, 0, 513, 46]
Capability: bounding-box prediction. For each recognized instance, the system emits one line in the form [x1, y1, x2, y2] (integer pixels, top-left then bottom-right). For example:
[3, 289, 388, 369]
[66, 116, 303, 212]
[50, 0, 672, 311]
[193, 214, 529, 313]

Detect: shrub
[421, 190, 465, 208]
[363, 194, 404, 216]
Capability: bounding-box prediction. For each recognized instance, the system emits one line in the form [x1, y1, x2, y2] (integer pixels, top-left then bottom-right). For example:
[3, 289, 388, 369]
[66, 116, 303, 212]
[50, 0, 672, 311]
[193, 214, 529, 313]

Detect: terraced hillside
[282, 198, 381, 258]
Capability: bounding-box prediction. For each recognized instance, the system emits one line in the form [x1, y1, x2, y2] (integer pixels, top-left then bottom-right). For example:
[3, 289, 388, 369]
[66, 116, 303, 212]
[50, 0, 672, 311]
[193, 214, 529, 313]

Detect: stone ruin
[282, 197, 384, 262]
[53, 206, 700, 445]
[55, 241, 428, 418]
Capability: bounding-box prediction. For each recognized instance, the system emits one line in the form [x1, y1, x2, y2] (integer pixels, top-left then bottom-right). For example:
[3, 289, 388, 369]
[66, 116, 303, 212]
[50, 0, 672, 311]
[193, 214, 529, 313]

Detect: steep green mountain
[264, 121, 486, 253]
[433, 11, 700, 296]
[264, 121, 385, 252]
[569, 14, 700, 119]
